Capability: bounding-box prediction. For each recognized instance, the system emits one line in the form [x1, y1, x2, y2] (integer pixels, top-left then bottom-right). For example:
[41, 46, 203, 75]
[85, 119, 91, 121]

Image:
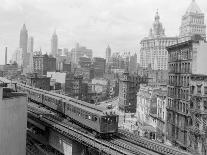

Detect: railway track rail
[28, 106, 135, 155]
[118, 129, 192, 155]
[109, 138, 160, 155]
[28, 103, 169, 155]
[28, 101, 193, 155]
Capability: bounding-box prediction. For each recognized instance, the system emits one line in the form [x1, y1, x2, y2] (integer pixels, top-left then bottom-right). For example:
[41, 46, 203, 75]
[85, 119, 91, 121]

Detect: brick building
[188, 74, 207, 154]
[118, 69, 146, 113]
[26, 73, 50, 91]
[33, 53, 56, 75]
[166, 35, 207, 150]
[65, 73, 83, 100]
[93, 57, 106, 78]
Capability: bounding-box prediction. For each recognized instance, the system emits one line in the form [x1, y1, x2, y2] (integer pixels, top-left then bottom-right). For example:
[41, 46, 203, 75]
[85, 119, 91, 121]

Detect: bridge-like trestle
[0, 77, 193, 155]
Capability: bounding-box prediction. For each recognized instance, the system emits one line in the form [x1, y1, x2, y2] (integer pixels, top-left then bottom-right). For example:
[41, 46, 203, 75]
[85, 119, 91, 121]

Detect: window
[190, 86, 195, 94]
[197, 85, 202, 94]
[204, 100, 207, 110]
[204, 87, 207, 95]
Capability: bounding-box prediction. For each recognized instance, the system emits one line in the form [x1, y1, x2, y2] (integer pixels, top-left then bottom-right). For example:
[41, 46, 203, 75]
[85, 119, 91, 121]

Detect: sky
[0, 0, 206, 64]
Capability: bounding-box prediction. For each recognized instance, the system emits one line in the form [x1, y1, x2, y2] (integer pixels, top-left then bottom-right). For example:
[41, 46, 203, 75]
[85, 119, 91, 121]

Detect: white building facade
[140, 11, 177, 70]
[179, 0, 206, 42]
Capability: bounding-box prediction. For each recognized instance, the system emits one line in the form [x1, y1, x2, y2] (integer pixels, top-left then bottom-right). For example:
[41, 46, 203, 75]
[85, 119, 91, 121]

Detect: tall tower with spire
[51, 30, 58, 57]
[140, 10, 177, 70]
[19, 24, 28, 67]
[105, 45, 111, 63]
[149, 9, 165, 38]
[179, 0, 206, 41]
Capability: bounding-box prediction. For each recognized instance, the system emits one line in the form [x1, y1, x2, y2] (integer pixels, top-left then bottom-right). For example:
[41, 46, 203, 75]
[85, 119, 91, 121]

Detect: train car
[43, 93, 65, 114]
[16, 82, 118, 136]
[29, 89, 43, 103]
[64, 98, 118, 137]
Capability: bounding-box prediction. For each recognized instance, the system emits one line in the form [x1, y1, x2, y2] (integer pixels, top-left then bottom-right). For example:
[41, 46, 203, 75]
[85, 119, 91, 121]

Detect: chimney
[5, 47, 7, 65]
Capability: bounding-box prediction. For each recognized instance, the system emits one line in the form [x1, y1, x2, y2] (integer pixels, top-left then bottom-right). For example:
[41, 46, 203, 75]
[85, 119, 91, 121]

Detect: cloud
[0, 0, 206, 64]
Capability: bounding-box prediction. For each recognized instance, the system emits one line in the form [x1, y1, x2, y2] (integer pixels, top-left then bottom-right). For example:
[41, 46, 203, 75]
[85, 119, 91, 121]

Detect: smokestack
[5, 47, 7, 65]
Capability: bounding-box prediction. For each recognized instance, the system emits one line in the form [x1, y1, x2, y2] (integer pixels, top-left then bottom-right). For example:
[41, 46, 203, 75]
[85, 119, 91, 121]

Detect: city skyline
[1, 0, 207, 64]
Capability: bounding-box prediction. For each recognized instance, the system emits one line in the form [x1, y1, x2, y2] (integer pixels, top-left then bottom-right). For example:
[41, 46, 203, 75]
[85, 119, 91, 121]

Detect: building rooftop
[2, 87, 26, 99]
[186, 0, 202, 14]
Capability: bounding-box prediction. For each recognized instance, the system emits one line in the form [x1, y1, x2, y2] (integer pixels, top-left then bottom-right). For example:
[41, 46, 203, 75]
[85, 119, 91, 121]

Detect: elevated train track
[0, 77, 192, 155]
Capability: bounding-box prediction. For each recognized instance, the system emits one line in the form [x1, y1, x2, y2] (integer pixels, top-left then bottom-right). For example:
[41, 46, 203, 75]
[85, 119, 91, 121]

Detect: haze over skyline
[0, 0, 206, 64]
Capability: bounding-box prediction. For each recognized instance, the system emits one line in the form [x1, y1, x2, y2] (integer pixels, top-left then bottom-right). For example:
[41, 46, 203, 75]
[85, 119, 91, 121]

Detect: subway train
[16, 82, 118, 137]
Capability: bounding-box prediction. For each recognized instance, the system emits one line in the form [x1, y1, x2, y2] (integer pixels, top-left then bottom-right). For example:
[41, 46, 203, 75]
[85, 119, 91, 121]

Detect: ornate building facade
[179, 0, 206, 42]
[140, 11, 177, 70]
[166, 36, 207, 151]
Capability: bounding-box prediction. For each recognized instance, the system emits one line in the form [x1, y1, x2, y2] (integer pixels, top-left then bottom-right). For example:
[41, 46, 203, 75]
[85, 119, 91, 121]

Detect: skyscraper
[27, 36, 34, 53]
[105, 45, 111, 63]
[140, 11, 177, 70]
[179, 0, 206, 42]
[51, 30, 58, 57]
[71, 43, 93, 64]
[19, 24, 28, 67]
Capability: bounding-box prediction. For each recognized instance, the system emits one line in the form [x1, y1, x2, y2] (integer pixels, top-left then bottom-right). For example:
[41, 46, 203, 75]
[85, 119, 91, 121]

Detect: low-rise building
[33, 53, 56, 75]
[119, 69, 143, 113]
[93, 57, 106, 78]
[0, 86, 27, 155]
[26, 73, 50, 91]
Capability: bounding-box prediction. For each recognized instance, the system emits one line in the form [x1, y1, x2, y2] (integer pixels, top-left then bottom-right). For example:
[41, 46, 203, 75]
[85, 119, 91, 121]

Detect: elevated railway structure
[0, 77, 192, 155]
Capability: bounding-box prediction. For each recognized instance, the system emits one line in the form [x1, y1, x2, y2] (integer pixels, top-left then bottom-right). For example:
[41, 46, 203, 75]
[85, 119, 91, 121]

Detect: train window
[88, 115, 91, 120]
[92, 116, 97, 122]
[101, 117, 107, 123]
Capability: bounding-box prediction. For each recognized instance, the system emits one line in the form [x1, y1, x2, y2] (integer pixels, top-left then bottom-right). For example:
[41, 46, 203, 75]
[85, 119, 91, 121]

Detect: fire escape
[188, 93, 207, 155]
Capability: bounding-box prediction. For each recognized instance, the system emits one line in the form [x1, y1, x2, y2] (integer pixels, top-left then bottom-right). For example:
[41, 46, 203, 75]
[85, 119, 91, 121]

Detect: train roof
[17, 82, 117, 116]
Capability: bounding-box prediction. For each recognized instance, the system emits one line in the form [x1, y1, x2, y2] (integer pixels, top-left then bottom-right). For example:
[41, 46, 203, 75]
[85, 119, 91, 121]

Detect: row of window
[168, 87, 189, 101]
[168, 75, 190, 87]
[44, 96, 58, 104]
[168, 98, 189, 115]
[190, 99, 207, 110]
[168, 48, 192, 62]
[168, 62, 191, 73]
[190, 85, 207, 95]
[66, 104, 98, 122]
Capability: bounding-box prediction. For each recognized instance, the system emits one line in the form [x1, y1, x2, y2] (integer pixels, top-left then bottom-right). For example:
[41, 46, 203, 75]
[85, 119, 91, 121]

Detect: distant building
[19, 24, 28, 67]
[27, 36, 34, 53]
[105, 45, 111, 63]
[136, 85, 156, 124]
[33, 53, 56, 75]
[137, 66, 168, 87]
[91, 78, 109, 94]
[71, 43, 93, 64]
[78, 56, 92, 68]
[26, 73, 50, 91]
[179, 0, 206, 42]
[110, 52, 126, 69]
[0, 86, 27, 155]
[119, 69, 141, 113]
[12, 48, 23, 68]
[93, 57, 106, 78]
[51, 30, 58, 57]
[150, 88, 167, 143]
[75, 67, 94, 80]
[65, 74, 83, 99]
[140, 11, 177, 70]
[129, 53, 137, 74]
